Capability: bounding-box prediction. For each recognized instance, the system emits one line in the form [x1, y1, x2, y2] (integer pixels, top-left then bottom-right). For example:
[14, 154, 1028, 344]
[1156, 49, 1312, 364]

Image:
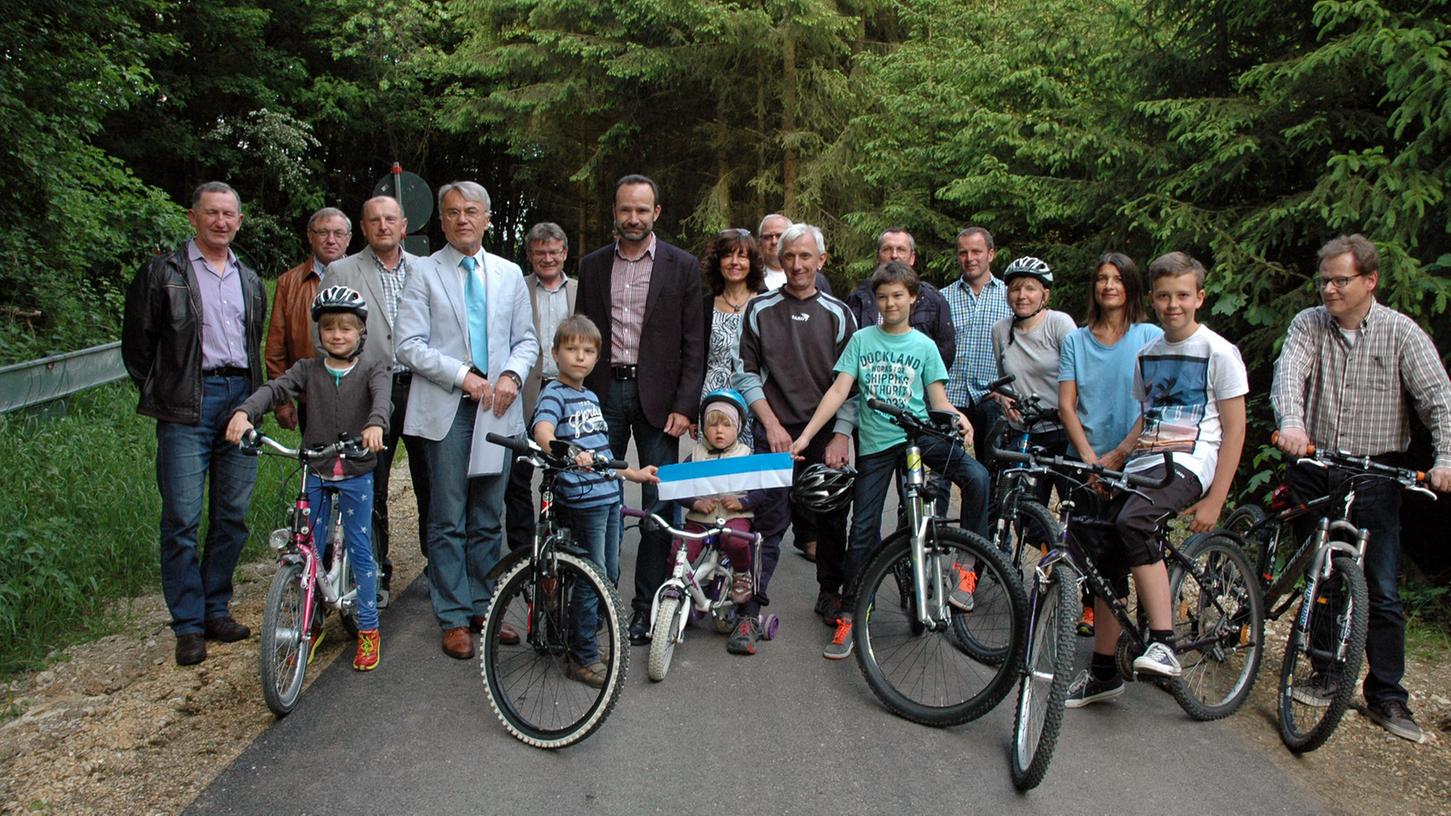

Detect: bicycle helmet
[311, 285, 368, 360]
[699, 388, 749, 430]
[311, 285, 369, 322]
[1002, 256, 1053, 288]
[792, 464, 856, 513]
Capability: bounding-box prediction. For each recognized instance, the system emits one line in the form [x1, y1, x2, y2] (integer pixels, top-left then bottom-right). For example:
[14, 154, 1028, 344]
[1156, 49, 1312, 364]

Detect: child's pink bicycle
[626, 507, 779, 681]
[241, 430, 371, 716]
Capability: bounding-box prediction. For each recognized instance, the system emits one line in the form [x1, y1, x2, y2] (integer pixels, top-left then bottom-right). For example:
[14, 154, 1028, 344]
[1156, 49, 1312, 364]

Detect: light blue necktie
[461, 256, 488, 373]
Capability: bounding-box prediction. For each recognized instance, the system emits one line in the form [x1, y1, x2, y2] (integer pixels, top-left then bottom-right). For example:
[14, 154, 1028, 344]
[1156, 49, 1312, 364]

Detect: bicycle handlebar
[620, 506, 762, 545]
[865, 398, 962, 442]
[983, 430, 1175, 491]
[986, 373, 1060, 428]
[240, 430, 367, 461]
[484, 432, 629, 471]
[1269, 431, 1434, 497]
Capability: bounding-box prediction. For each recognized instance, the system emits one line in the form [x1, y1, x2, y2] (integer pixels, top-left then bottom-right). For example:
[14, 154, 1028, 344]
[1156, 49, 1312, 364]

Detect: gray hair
[190, 181, 241, 209]
[307, 206, 352, 233]
[525, 222, 569, 249]
[779, 223, 825, 255]
[878, 227, 915, 254]
[438, 181, 491, 212]
[758, 213, 791, 234]
[956, 225, 995, 251]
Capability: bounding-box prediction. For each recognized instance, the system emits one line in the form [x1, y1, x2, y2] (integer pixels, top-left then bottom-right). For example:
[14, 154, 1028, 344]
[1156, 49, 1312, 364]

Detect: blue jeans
[600, 379, 678, 614]
[308, 472, 378, 631]
[559, 501, 622, 664]
[422, 398, 510, 629]
[156, 374, 258, 636]
[1288, 462, 1408, 706]
[844, 434, 991, 604]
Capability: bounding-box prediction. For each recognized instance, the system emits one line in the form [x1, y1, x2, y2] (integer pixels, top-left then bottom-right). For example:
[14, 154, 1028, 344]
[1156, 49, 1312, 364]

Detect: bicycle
[848, 398, 1028, 726]
[989, 439, 1263, 791]
[242, 430, 371, 717]
[478, 432, 629, 749]
[623, 508, 779, 681]
[1221, 436, 1436, 753]
[982, 374, 1063, 584]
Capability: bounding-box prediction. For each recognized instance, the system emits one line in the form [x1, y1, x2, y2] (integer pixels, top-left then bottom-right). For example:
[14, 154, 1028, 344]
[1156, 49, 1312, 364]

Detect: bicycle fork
[1293, 517, 1368, 663]
[904, 446, 950, 629]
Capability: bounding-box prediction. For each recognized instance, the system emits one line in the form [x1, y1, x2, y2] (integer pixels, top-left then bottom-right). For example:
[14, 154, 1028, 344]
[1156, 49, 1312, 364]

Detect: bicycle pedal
[376, 590, 390, 609]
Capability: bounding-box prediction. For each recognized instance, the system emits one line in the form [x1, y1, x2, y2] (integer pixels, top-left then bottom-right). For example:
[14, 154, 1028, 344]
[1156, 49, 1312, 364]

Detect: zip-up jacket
[736, 288, 858, 434]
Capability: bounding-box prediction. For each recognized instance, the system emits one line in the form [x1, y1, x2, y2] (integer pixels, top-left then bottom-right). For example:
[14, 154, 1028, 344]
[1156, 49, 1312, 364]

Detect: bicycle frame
[632, 509, 759, 640]
[901, 441, 953, 629]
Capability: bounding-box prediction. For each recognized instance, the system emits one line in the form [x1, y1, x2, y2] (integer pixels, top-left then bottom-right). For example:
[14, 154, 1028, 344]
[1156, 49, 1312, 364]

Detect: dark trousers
[600, 378, 679, 615]
[932, 397, 1004, 515]
[1287, 461, 1408, 706]
[737, 427, 793, 616]
[373, 373, 431, 583]
[771, 423, 849, 595]
[504, 451, 536, 553]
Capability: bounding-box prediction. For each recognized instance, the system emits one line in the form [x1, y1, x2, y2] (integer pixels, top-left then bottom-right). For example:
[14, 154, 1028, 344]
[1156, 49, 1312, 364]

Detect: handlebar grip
[600, 458, 629, 470]
[485, 432, 532, 454]
[240, 429, 263, 452]
[865, 397, 906, 419]
[986, 374, 1016, 393]
[1269, 430, 1317, 455]
[981, 424, 1029, 464]
[1125, 452, 1176, 489]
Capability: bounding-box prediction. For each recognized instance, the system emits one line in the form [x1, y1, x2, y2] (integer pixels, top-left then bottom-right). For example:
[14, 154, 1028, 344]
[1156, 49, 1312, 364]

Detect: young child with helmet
[669, 389, 773, 654]
[225, 285, 392, 671]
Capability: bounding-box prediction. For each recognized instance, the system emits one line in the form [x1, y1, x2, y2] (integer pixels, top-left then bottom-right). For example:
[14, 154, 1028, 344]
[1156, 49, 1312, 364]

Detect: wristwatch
[500, 370, 523, 388]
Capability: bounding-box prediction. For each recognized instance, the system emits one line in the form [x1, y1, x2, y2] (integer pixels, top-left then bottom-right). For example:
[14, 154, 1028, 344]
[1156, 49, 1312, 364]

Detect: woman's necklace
[720, 290, 749, 312]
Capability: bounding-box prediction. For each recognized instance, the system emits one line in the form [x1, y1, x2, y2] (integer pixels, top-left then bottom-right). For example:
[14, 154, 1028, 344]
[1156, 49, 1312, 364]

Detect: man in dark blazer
[577, 174, 704, 644]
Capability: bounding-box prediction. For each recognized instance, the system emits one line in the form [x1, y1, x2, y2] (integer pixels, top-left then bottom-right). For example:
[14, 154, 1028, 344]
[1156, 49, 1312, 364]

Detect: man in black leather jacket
[122, 181, 267, 667]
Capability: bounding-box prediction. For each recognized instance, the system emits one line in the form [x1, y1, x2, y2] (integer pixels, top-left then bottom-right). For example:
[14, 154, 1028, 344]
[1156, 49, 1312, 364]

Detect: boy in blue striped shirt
[532, 315, 658, 687]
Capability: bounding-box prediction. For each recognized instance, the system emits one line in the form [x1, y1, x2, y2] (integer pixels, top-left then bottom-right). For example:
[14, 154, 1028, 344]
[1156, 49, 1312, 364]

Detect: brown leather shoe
[175, 633, 207, 666]
[470, 615, 520, 645]
[441, 627, 474, 659]
[204, 616, 251, 642]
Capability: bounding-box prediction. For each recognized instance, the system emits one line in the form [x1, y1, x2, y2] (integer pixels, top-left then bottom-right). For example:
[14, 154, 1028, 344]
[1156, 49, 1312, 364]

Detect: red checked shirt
[1271, 299, 1451, 469]
[608, 234, 655, 365]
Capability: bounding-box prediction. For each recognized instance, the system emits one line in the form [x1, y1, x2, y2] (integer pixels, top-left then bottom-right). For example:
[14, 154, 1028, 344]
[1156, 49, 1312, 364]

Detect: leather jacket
[121, 243, 267, 423]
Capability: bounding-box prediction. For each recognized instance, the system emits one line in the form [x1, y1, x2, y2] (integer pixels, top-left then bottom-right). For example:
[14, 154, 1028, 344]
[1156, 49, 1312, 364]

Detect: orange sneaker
[1076, 606, 1095, 637]
[353, 629, 380, 671]
[823, 617, 854, 659]
[948, 562, 978, 611]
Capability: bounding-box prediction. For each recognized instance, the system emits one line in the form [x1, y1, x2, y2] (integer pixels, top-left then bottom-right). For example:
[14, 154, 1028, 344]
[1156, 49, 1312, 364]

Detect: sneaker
[307, 626, 327, 665]
[815, 591, 844, 627]
[727, 616, 762, 655]
[730, 570, 754, 605]
[823, 617, 854, 660]
[1365, 699, 1424, 743]
[1076, 606, 1095, 637]
[566, 659, 608, 689]
[1132, 642, 1182, 678]
[1064, 670, 1126, 708]
[947, 562, 977, 612]
[1290, 673, 1337, 708]
[353, 629, 380, 672]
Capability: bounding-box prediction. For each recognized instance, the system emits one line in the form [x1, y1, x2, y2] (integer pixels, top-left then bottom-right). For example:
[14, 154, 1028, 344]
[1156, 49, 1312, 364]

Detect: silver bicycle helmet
[311, 285, 369, 322]
[792, 464, 856, 513]
[1002, 256, 1053, 288]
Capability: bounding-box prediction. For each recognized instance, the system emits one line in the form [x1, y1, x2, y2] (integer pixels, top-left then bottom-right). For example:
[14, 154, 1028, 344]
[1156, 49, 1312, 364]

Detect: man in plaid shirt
[941, 225, 1012, 464]
[1271, 233, 1451, 744]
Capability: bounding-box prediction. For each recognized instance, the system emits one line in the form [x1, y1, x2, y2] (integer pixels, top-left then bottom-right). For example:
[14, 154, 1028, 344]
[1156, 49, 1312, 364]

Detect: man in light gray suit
[319, 195, 430, 597]
[395, 180, 539, 660]
[505, 221, 577, 553]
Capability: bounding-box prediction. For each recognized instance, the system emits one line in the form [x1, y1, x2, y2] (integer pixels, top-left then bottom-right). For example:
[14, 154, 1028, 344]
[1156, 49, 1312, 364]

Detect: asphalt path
[190, 478, 1319, 816]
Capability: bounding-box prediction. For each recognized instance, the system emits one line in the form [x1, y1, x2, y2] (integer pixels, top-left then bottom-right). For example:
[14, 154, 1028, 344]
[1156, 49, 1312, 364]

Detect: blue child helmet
[699, 388, 750, 429]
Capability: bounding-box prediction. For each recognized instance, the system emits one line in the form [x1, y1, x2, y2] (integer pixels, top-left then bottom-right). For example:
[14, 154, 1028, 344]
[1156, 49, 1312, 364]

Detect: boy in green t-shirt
[791, 262, 990, 659]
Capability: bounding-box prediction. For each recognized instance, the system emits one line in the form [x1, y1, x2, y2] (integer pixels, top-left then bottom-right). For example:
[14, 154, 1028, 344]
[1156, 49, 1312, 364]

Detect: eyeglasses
[310, 228, 351, 240]
[1318, 273, 1363, 290]
[530, 249, 565, 259]
[443, 207, 488, 221]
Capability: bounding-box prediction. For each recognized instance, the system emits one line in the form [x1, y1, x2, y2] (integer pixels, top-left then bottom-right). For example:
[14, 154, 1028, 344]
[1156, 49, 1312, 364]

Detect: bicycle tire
[323, 500, 360, 639]
[1222, 504, 1267, 570]
[853, 527, 1027, 726]
[647, 596, 683, 682]
[259, 562, 309, 717]
[1277, 555, 1368, 753]
[1010, 562, 1077, 791]
[954, 501, 1058, 662]
[480, 550, 628, 749]
[1167, 535, 1264, 720]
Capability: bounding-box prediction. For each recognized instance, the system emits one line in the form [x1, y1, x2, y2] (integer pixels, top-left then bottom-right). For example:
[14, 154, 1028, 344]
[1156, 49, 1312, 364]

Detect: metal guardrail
[0, 342, 129, 414]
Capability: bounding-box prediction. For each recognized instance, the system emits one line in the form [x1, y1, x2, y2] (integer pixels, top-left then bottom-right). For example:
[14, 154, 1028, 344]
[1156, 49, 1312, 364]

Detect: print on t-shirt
[859, 349, 923, 409]
[566, 400, 608, 438]
[1136, 354, 1209, 455]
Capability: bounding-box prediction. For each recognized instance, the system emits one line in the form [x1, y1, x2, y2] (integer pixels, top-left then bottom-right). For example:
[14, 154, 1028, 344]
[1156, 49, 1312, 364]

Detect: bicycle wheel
[1168, 535, 1264, 720]
[954, 501, 1058, 662]
[647, 596, 684, 682]
[480, 550, 628, 749]
[1278, 555, 1368, 753]
[1011, 562, 1077, 791]
[1222, 504, 1267, 569]
[259, 562, 309, 717]
[853, 527, 1027, 726]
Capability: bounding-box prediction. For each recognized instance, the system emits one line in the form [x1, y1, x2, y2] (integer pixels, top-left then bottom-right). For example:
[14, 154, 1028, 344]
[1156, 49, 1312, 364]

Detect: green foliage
[0, 383, 299, 676]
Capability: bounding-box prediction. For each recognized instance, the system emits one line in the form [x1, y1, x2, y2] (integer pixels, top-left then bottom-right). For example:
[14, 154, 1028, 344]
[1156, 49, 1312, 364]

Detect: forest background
[2, 0, 1449, 655]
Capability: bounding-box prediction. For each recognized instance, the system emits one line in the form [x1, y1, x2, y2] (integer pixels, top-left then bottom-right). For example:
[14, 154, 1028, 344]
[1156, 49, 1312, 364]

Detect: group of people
[122, 173, 1450, 744]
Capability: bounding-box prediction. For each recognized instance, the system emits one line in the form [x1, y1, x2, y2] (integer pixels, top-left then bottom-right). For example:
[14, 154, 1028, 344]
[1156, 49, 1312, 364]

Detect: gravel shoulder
[1, 479, 1447, 814]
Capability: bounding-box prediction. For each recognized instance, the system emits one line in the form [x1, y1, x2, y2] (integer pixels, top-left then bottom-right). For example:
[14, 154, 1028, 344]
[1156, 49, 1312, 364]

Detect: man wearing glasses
[266, 206, 352, 431]
[1272, 232, 1451, 744]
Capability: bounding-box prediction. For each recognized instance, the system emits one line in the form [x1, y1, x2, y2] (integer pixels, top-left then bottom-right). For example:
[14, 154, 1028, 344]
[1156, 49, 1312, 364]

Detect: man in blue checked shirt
[940, 225, 1012, 465]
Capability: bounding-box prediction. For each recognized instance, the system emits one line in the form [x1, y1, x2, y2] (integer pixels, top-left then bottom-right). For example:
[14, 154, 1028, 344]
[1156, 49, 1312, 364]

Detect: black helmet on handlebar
[792, 464, 856, 512]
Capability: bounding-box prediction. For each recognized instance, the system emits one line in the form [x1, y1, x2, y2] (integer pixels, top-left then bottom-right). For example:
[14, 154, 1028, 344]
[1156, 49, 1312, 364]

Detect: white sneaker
[1132, 642, 1182, 678]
